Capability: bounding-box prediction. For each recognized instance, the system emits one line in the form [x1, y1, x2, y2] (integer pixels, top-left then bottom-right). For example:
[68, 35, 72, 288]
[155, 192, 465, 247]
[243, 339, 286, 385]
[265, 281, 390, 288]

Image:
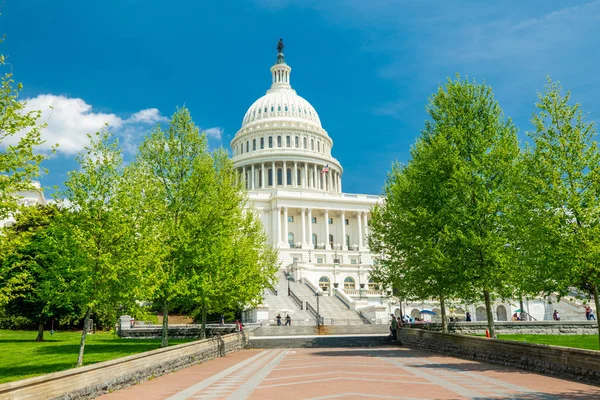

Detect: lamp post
[359, 251, 362, 264]
[316, 292, 321, 327]
[308, 250, 312, 263]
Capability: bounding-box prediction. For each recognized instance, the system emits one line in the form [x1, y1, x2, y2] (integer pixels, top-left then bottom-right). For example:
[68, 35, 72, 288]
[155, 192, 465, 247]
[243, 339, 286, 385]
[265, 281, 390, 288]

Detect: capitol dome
[241, 91, 321, 129]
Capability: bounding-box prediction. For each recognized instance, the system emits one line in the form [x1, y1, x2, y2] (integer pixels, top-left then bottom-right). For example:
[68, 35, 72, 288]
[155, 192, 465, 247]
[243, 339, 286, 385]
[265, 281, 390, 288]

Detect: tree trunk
[200, 304, 207, 340]
[76, 307, 92, 367]
[483, 290, 496, 338]
[440, 296, 448, 333]
[35, 320, 44, 342]
[161, 301, 169, 348]
[593, 285, 600, 351]
[519, 296, 526, 322]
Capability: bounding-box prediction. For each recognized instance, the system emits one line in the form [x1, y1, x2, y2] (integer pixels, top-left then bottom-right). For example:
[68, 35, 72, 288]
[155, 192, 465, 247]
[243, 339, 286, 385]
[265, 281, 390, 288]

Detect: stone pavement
[99, 347, 600, 399]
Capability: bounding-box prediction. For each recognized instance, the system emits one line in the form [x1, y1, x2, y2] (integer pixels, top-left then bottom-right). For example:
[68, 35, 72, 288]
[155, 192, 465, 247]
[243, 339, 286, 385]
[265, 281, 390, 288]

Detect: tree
[516, 78, 600, 345]
[0, 37, 48, 219]
[0, 204, 73, 341]
[53, 130, 151, 366]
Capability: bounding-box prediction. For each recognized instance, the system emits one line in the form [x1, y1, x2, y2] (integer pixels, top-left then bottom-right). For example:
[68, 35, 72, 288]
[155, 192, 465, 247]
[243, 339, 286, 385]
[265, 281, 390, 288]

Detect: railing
[314, 243, 326, 249]
[304, 279, 322, 295]
[358, 311, 372, 324]
[344, 289, 382, 296]
[334, 290, 352, 309]
[268, 286, 278, 296]
[319, 318, 370, 326]
[306, 302, 318, 319]
[292, 243, 303, 249]
[289, 289, 303, 310]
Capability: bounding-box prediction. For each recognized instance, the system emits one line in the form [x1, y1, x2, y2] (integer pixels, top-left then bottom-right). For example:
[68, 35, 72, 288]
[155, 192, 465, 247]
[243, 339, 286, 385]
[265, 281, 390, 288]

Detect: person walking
[466, 312, 472, 322]
[285, 314, 292, 326]
[553, 310, 560, 321]
[587, 306, 596, 320]
[276, 314, 282, 326]
[390, 315, 398, 341]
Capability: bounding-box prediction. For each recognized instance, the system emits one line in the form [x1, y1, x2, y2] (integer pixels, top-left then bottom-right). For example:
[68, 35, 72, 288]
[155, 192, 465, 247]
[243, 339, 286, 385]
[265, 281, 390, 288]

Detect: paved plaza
[99, 346, 600, 399]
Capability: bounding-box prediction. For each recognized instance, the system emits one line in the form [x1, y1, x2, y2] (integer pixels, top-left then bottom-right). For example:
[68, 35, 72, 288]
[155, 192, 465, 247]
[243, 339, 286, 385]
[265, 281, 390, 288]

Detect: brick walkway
[99, 347, 600, 399]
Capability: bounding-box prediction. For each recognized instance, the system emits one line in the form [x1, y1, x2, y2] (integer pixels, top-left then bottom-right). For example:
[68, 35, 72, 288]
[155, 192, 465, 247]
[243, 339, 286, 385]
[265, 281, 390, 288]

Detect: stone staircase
[260, 271, 313, 324]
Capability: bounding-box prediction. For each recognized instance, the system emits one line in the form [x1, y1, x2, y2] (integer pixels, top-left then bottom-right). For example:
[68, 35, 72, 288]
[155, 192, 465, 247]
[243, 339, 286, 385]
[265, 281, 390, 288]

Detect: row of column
[239, 161, 342, 193]
[272, 207, 368, 250]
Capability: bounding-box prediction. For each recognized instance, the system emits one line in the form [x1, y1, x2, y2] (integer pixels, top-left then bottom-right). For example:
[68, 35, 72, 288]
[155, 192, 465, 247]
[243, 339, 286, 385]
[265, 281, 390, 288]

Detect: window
[260, 137, 264, 149]
[345, 235, 350, 248]
[271, 106, 274, 112]
[288, 232, 294, 247]
[277, 136, 282, 147]
[350, 258, 357, 265]
[329, 234, 333, 248]
[297, 169, 301, 185]
[292, 256, 299, 262]
[268, 169, 273, 186]
[240, 144, 243, 154]
[285, 105, 288, 111]
[259, 171, 263, 187]
[286, 136, 291, 147]
[312, 233, 317, 246]
[287, 216, 294, 223]
[316, 257, 324, 263]
[286, 168, 292, 185]
[277, 168, 283, 185]
[268, 136, 273, 148]
[319, 276, 330, 291]
[303, 137, 307, 149]
[344, 277, 355, 290]
[317, 141, 320, 152]
[253, 139, 256, 151]
[328, 218, 333, 224]
[246, 141, 249, 152]
[278, 105, 281, 111]
[368, 279, 378, 290]
[311, 139, 315, 150]
[311, 217, 317, 223]
[295, 136, 299, 148]
[345, 219, 349, 225]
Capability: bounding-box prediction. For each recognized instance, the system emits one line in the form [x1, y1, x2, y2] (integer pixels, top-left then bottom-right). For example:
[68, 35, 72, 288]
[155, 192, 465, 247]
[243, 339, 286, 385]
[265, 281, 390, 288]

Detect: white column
[242, 166, 246, 189]
[301, 208, 306, 246]
[357, 211, 363, 249]
[324, 209, 330, 250]
[321, 167, 325, 190]
[304, 162, 308, 188]
[251, 164, 255, 189]
[283, 207, 289, 246]
[363, 212, 368, 245]
[272, 161, 276, 186]
[261, 163, 265, 189]
[283, 161, 287, 187]
[341, 210, 346, 250]
[313, 164, 317, 188]
[328, 169, 333, 192]
[276, 207, 281, 245]
[307, 208, 313, 248]
[338, 173, 342, 193]
[293, 161, 298, 187]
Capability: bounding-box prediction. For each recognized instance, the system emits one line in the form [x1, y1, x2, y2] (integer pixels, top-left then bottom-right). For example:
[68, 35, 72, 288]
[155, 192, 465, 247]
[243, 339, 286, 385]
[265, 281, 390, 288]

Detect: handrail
[358, 311, 372, 324]
[306, 302, 318, 317]
[334, 290, 351, 309]
[304, 279, 322, 295]
[268, 286, 278, 296]
[289, 289, 303, 310]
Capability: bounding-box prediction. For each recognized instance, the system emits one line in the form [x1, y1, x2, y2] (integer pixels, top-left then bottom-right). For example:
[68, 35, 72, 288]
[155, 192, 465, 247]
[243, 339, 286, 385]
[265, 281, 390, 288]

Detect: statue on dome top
[277, 38, 284, 54]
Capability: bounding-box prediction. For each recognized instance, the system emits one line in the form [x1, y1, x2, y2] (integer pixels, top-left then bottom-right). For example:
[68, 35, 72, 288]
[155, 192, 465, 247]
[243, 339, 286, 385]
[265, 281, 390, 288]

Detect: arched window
[271, 106, 274, 112]
[240, 144, 243, 154]
[303, 137, 307, 149]
[277, 136, 282, 147]
[246, 141, 249, 152]
[297, 169, 301, 185]
[260, 137, 264, 149]
[258, 170, 263, 187]
[345, 235, 350, 248]
[277, 168, 283, 185]
[312, 233, 317, 247]
[268, 169, 273, 186]
[285, 105, 288, 111]
[268, 136, 273, 148]
[286, 136, 291, 147]
[368, 279, 378, 290]
[344, 277, 355, 290]
[317, 141, 320, 152]
[278, 105, 281, 111]
[319, 276, 330, 292]
[311, 139, 315, 150]
[288, 232, 294, 247]
[252, 139, 256, 151]
[329, 234, 334, 249]
[295, 136, 299, 148]
[286, 168, 292, 185]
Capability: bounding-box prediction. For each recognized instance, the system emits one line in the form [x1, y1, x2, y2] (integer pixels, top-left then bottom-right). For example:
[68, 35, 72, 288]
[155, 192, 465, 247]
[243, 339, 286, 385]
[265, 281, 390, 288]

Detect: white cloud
[204, 127, 224, 141]
[7, 94, 168, 155]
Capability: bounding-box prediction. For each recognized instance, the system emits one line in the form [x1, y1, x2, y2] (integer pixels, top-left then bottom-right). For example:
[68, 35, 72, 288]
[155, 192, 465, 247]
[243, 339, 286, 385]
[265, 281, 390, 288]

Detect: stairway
[260, 271, 313, 324]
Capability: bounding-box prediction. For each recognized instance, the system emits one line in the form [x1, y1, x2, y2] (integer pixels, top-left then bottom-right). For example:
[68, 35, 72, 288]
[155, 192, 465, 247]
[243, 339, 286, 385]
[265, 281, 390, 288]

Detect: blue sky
[2, 0, 599, 195]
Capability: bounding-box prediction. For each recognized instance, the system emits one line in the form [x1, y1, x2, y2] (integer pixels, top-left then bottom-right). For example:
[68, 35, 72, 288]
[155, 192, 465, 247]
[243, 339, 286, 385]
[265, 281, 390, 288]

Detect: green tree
[0, 38, 48, 219]
[0, 204, 73, 341]
[53, 130, 152, 366]
[516, 79, 600, 345]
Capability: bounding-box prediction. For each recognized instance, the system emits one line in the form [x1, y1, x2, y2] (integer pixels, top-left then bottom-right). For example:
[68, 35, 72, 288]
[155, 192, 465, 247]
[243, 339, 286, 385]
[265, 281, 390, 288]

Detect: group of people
[585, 306, 596, 320]
[390, 314, 403, 342]
[276, 313, 292, 326]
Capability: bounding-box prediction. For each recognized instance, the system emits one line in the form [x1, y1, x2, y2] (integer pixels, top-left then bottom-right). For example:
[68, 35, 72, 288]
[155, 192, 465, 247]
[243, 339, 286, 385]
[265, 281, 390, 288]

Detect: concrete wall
[0, 332, 248, 400]
[406, 320, 598, 335]
[249, 335, 390, 348]
[251, 324, 389, 336]
[119, 325, 238, 339]
[398, 328, 600, 385]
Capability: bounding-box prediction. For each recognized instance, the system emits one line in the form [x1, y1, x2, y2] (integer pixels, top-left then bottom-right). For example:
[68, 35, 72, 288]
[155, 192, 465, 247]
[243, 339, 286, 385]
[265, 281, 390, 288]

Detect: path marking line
[276, 362, 388, 371]
[263, 371, 428, 381]
[226, 349, 289, 399]
[165, 350, 273, 400]
[258, 377, 435, 389]
[307, 393, 424, 400]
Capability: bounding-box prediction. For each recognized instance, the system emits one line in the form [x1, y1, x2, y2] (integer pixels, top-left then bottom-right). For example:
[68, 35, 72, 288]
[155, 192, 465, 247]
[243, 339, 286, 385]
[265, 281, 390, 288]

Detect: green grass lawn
[0, 330, 193, 384]
[496, 334, 599, 351]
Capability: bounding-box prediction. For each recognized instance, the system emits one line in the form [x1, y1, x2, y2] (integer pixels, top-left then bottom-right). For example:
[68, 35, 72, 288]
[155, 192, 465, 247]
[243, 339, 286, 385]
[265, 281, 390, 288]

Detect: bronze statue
[277, 38, 284, 54]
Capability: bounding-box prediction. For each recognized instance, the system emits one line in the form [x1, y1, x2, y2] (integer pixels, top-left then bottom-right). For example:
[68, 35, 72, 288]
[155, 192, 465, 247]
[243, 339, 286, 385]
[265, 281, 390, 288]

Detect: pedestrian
[220, 315, 225, 325]
[276, 314, 282, 326]
[553, 310, 560, 321]
[511, 313, 519, 321]
[285, 314, 291, 326]
[588, 306, 596, 320]
[466, 312, 472, 322]
[235, 320, 243, 332]
[390, 315, 398, 341]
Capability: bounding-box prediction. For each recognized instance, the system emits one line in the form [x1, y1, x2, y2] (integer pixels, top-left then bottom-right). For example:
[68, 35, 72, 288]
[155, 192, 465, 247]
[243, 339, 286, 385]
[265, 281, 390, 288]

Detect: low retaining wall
[119, 325, 237, 339]
[398, 328, 600, 385]
[251, 325, 389, 337]
[249, 334, 390, 348]
[0, 332, 248, 400]
[407, 320, 598, 335]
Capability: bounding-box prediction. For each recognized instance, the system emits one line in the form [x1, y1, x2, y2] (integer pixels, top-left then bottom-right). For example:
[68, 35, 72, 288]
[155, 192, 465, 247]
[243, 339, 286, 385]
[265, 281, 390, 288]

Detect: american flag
[320, 164, 329, 176]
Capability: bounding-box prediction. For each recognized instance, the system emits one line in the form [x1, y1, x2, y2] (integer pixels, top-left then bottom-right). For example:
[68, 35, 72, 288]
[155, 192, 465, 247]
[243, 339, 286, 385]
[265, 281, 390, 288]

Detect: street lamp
[316, 292, 321, 327]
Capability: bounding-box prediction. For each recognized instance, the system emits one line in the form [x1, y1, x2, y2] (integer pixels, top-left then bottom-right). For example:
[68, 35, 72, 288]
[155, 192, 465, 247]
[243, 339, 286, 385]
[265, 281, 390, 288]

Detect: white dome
[241, 90, 321, 129]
